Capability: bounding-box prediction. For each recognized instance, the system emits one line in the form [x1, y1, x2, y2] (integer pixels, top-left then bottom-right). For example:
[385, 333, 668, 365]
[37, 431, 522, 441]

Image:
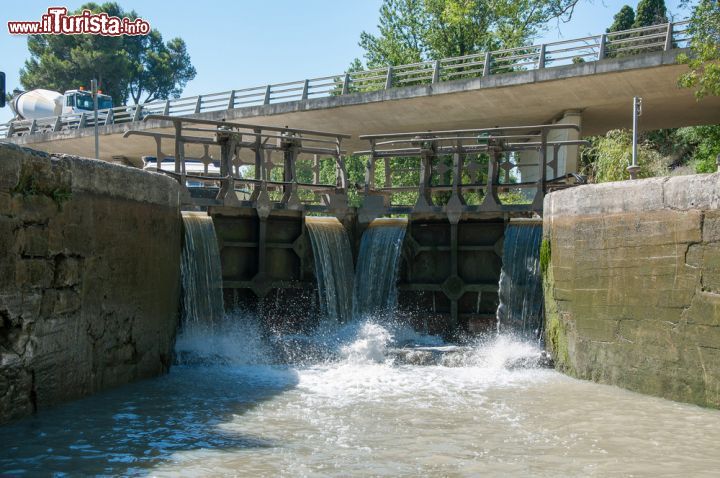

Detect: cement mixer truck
[9, 88, 113, 122]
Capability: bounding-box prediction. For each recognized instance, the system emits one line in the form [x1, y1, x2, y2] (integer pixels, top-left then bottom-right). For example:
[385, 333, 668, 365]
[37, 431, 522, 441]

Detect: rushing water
[2, 323, 720, 477]
[352, 218, 407, 319]
[497, 222, 544, 340]
[180, 212, 225, 327]
[305, 217, 355, 323]
[3, 216, 720, 476]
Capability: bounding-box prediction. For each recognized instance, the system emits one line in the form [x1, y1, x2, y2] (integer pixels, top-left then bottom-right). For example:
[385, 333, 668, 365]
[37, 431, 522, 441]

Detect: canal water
[2, 319, 720, 477]
[3, 217, 719, 476]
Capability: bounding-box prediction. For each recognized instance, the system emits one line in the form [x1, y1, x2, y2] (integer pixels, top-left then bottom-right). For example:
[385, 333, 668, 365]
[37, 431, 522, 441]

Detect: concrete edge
[0, 142, 181, 207]
[543, 173, 720, 218]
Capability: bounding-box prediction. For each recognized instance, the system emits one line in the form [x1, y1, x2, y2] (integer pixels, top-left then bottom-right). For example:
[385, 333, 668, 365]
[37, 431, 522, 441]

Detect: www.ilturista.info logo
[8, 7, 151, 36]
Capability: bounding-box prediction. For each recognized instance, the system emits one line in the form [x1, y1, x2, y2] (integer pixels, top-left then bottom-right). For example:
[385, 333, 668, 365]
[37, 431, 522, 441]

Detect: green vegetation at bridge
[584, 0, 719, 181]
[348, 0, 719, 184]
[18, 2, 196, 106]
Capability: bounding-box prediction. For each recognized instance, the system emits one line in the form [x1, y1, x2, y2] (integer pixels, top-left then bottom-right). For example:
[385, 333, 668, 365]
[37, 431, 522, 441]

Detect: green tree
[675, 125, 720, 173]
[125, 32, 196, 104]
[19, 2, 196, 106]
[607, 5, 635, 32]
[678, 0, 720, 98]
[632, 0, 668, 27]
[581, 130, 670, 182]
[359, 0, 427, 67]
[356, 0, 583, 68]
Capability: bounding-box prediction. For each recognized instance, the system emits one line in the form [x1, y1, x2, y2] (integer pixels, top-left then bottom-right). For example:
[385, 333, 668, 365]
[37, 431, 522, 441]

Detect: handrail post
[483, 51, 492, 76]
[342, 73, 350, 95]
[174, 122, 183, 175]
[105, 108, 114, 125]
[6, 122, 14, 137]
[538, 44, 547, 69]
[385, 66, 394, 89]
[432, 60, 441, 84]
[53, 116, 61, 132]
[78, 113, 86, 129]
[227, 90, 235, 109]
[194, 95, 202, 114]
[263, 85, 271, 105]
[163, 99, 170, 115]
[28, 119, 37, 135]
[664, 22, 673, 51]
[301, 79, 309, 100]
[598, 34, 607, 60]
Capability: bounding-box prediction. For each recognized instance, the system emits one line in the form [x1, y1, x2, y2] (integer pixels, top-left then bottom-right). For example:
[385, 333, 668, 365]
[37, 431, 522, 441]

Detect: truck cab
[62, 89, 113, 114]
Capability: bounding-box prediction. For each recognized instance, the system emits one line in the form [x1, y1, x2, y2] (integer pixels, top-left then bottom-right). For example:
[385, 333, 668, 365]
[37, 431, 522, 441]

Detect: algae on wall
[542, 175, 720, 409]
[543, 261, 573, 375]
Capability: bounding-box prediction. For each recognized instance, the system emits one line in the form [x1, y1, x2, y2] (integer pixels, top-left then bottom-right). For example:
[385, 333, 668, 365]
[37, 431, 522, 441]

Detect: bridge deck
[4, 22, 718, 162]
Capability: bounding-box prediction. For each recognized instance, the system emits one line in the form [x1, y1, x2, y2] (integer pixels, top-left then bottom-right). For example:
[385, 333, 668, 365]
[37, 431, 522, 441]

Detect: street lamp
[627, 96, 642, 179]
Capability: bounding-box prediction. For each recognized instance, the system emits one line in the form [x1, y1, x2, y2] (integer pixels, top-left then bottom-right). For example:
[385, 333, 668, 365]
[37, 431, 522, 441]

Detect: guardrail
[354, 124, 589, 222]
[1, 21, 689, 140]
[124, 115, 352, 215]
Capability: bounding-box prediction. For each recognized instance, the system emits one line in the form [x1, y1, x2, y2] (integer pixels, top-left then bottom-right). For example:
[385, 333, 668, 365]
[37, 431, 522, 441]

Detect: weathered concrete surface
[0, 143, 182, 424]
[543, 174, 720, 408]
[7, 50, 720, 162]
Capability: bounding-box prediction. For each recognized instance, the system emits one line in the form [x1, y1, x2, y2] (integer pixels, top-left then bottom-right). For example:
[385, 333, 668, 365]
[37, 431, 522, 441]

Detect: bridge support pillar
[517, 109, 583, 185]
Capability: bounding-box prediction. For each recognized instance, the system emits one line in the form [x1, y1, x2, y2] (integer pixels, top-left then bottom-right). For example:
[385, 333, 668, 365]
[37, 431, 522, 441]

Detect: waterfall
[306, 217, 355, 323]
[352, 218, 407, 319]
[496, 222, 544, 341]
[180, 212, 225, 327]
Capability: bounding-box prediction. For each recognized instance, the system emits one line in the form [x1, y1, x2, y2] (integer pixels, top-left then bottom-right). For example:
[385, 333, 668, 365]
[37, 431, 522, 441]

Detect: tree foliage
[607, 5, 635, 32]
[674, 125, 720, 173]
[356, 0, 583, 68]
[581, 130, 670, 182]
[633, 0, 668, 27]
[678, 0, 720, 98]
[19, 2, 196, 105]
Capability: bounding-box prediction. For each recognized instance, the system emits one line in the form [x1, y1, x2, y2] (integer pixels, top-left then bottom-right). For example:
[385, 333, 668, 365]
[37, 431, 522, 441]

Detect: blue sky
[0, 0, 692, 123]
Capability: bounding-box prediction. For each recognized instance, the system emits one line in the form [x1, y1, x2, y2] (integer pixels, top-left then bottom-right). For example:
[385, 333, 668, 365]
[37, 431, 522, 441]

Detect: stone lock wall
[543, 174, 720, 408]
[0, 144, 182, 424]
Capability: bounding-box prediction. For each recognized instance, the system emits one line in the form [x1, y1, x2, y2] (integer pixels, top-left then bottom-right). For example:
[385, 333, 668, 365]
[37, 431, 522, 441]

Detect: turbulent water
[305, 217, 355, 323]
[2, 322, 720, 477]
[3, 217, 720, 476]
[497, 223, 544, 340]
[352, 218, 407, 319]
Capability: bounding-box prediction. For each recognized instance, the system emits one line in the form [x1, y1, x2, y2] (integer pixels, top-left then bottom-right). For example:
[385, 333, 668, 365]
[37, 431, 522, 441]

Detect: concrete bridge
[3, 21, 717, 172]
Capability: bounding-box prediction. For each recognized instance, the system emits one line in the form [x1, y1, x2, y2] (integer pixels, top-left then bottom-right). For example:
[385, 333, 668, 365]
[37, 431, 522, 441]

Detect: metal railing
[1, 21, 689, 139]
[354, 125, 589, 222]
[124, 115, 352, 215]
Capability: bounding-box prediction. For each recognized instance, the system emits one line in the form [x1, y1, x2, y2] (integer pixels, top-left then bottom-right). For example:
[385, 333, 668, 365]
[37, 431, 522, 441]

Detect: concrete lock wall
[543, 174, 720, 408]
[0, 144, 183, 424]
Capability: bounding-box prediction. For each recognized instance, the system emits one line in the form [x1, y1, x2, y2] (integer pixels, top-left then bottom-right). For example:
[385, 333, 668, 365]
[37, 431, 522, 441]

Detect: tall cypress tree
[633, 0, 668, 27]
[607, 5, 635, 32]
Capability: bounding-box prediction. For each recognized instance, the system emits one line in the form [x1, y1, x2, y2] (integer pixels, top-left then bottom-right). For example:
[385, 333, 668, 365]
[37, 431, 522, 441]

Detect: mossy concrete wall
[543, 174, 720, 408]
[0, 144, 182, 424]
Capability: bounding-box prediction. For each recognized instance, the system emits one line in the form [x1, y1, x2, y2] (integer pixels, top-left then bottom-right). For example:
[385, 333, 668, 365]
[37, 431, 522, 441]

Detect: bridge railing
[353, 125, 589, 222]
[1, 20, 689, 140]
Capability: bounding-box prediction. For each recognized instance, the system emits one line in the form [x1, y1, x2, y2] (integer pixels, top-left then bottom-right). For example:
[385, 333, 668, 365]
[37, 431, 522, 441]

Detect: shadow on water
[0, 364, 300, 476]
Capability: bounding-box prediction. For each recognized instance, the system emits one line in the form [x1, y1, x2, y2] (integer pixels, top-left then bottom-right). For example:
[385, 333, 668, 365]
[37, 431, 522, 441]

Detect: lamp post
[91, 79, 99, 159]
[627, 96, 642, 179]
